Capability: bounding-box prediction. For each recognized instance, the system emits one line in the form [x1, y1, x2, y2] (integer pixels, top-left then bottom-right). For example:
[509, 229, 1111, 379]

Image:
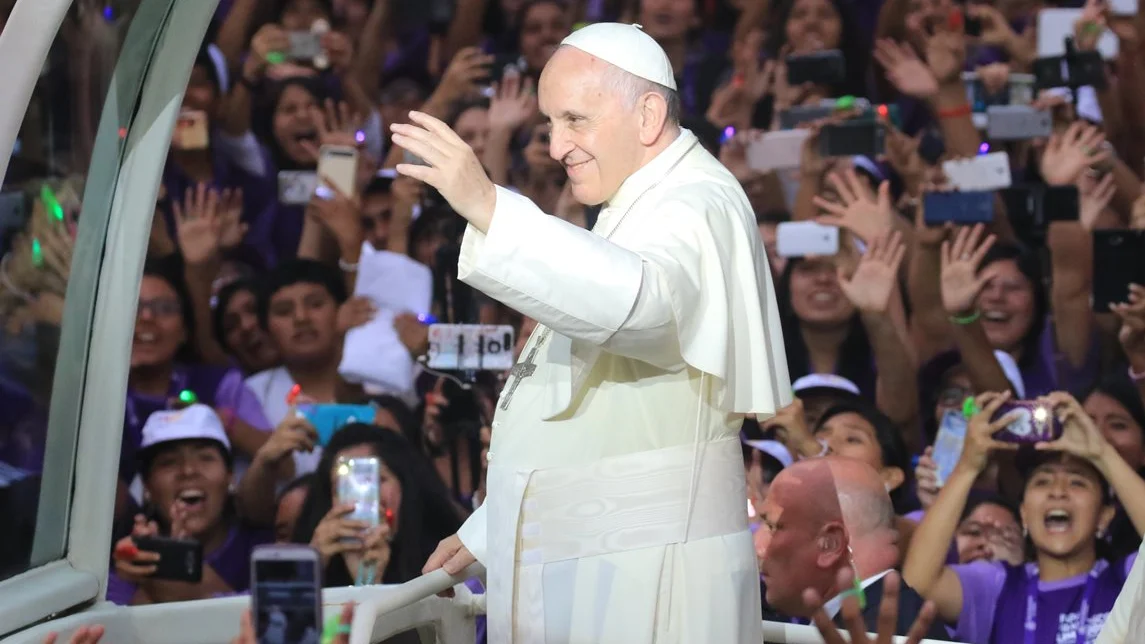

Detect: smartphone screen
[785, 50, 846, 86]
[317, 146, 359, 198]
[923, 191, 994, 225]
[336, 456, 380, 532]
[1092, 229, 1145, 312]
[818, 121, 885, 157]
[253, 547, 322, 644]
[992, 401, 1062, 443]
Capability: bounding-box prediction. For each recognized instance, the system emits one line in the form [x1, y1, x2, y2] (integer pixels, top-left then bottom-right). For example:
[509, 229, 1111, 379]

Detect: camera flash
[1034, 407, 1048, 422]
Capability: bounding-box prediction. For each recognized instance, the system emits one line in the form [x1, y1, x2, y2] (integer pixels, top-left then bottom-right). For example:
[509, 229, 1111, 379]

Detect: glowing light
[1034, 407, 1049, 422]
[978, 142, 990, 155]
[178, 389, 197, 405]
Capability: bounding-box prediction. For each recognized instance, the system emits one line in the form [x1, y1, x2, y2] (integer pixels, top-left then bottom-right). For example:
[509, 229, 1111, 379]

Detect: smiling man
[393, 22, 790, 644]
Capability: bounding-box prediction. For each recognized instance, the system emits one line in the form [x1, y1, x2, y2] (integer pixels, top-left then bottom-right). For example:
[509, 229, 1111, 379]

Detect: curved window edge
[0, 562, 100, 636]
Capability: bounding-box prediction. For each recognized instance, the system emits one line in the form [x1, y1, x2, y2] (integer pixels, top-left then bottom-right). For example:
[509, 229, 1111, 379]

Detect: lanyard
[126, 368, 189, 430]
[1024, 560, 1107, 644]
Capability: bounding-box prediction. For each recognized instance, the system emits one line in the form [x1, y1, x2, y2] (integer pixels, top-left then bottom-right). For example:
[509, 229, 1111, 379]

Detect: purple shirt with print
[951, 554, 1136, 644]
[106, 524, 273, 605]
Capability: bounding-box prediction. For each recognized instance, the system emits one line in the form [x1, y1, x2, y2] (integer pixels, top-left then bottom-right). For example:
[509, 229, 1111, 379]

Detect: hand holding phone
[317, 145, 359, 198]
[991, 401, 1063, 443]
[776, 221, 840, 257]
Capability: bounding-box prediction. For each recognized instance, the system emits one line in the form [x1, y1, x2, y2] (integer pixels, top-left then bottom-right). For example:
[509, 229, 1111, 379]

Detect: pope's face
[539, 47, 646, 206]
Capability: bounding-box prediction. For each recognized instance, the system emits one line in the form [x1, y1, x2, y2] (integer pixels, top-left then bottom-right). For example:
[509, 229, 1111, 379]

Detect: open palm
[874, 39, 939, 100]
[813, 169, 895, 243]
[1040, 122, 1109, 187]
[940, 224, 995, 315]
[173, 184, 222, 267]
[838, 230, 906, 313]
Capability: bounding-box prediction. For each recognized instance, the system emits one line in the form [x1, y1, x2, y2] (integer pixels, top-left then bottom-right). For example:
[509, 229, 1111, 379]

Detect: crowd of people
[5, 0, 1145, 641]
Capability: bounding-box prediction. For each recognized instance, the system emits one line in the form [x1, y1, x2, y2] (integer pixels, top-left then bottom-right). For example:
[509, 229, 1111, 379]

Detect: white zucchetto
[559, 23, 677, 91]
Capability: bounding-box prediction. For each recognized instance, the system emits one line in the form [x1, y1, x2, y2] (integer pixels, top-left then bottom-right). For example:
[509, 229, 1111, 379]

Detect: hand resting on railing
[805, 569, 939, 644]
[231, 601, 355, 644]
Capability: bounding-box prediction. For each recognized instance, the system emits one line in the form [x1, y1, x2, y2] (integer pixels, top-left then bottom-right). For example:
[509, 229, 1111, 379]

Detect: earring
[1097, 527, 1106, 539]
[1022, 524, 1028, 538]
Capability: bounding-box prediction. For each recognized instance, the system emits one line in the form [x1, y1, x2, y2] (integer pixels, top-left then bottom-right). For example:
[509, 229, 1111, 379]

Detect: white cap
[140, 403, 231, 453]
[792, 373, 862, 397]
[559, 23, 677, 90]
[744, 439, 794, 469]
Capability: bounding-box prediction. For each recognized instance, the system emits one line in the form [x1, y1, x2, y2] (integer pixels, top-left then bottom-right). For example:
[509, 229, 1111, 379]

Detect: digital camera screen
[255, 559, 321, 644]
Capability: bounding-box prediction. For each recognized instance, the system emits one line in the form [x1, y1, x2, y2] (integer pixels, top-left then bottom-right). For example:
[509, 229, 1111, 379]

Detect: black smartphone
[818, 121, 885, 157]
[918, 130, 946, 166]
[785, 50, 846, 86]
[487, 54, 525, 86]
[965, 16, 983, 38]
[134, 536, 203, 583]
[1043, 185, 1080, 222]
[923, 190, 995, 225]
[992, 401, 1062, 443]
[1092, 229, 1145, 312]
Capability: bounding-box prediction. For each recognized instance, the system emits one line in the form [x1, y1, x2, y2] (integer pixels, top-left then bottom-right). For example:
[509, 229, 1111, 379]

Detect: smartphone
[992, 401, 1063, 443]
[317, 145, 359, 198]
[785, 50, 846, 86]
[297, 404, 377, 446]
[335, 456, 381, 534]
[1092, 230, 1145, 312]
[986, 105, 1053, 141]
[133, 535, 203, 583]
[288, 31, 323, 61]
[746, 129, 811, 172]
[918, 130, 946, 166]
[426, 324, 517, 371]
[942, 152, 1012, 191]
[172, 110, 210, 151]
[278, 171, 318, 205]
[923, 191, 994, 225]
[252, 545, 323, 644]
[776, 221, 840, 258]
[933, 411, 968, 487]
[818, 121, 885, 158]
[0, 191, 26, 232]
[1043, 185, 1080, 222]
[778, 104, 835, 130]
[964, 15, 983, 38]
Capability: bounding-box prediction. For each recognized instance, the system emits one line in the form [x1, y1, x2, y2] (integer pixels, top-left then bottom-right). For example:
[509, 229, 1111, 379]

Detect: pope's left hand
[391, 112, 496, 231]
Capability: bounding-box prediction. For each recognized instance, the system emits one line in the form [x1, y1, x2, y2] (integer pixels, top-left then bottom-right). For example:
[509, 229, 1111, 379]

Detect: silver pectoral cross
[499, 328, 551, 410]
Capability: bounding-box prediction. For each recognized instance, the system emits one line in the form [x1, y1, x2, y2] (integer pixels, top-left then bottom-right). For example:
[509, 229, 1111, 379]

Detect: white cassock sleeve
[456, 502, 488, 565]
[459, 187, 698, 368]
[1097, 542, 1145, 643]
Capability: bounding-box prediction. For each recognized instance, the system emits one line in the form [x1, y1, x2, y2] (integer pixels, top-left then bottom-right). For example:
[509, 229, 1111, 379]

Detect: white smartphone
[1110, 0, 1137, 16]
[942, 152, 1013, 191]
[277, 171, 319, 205]
[776, 221, 839, 258]
[746, 129, 811, 172]
[1037, 9, 1119, 59]
[427, 324, 516, 371]
[317, 145, 359, 198]
[336, 456, 380, 534]
[251, 544, 323, 644]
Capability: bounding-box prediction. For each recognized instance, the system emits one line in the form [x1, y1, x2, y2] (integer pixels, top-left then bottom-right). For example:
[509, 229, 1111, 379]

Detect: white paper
[1037, 9, 1119, 60]
[355, 245, 433, 314]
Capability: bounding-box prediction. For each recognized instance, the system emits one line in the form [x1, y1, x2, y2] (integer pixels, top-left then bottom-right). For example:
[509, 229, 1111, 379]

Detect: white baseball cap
[743, 439, 795, 469]
[140, 403, 231, 453]
[792, 373, 862, 398]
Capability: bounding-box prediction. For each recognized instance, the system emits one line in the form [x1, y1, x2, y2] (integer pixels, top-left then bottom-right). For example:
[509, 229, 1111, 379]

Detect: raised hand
[391, 112, 497, 230]
[245, 24, 290, 80]
[172, 183, 224, 267]
[112, 515, 161, 584]
[967, 4, 1020, 49]
[874, 39, 939, 100]
[1112, 284, 1145, 359]
[337, 296, 376, 334]
[303, 99, 362, 160]
[1078, 172, 1115, 231]
[310, 503, 370, 568]
[393, 312, 429, 355]
[915, 446, 939, 509]
[940, 224, 996, 316]
[806, 569, 939, 644]
[1038, 391, 1111, 463]
[487, 71, 537, 134]
[437, 47, 494, 103]
[961, 391, 1021, 473]
[257, 415, 318, 467]
[924, 26, 967, 88]
[1040, 122, 1110, 186]
[1072, 0, 1107, 52]
[812, 169, 896, 243]
[838, 230, 907, 314]
[321, 30, 355, 76]
[309, 175, 364, 252]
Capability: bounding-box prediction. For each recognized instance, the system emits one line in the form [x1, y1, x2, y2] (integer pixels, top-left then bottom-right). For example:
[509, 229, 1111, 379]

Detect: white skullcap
[559, 23, 677, 90]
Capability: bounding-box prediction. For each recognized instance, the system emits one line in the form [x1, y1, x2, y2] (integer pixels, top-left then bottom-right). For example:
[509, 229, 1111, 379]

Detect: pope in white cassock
[392, 22, 791, 644]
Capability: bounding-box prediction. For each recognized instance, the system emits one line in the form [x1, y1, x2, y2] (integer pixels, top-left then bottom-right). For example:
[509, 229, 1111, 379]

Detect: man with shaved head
[758, 457, 949, 639]
[394, 21, 789, 644]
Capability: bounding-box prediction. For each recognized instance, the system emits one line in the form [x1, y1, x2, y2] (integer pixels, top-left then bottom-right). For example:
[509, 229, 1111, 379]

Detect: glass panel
[0, 0, 145, 580]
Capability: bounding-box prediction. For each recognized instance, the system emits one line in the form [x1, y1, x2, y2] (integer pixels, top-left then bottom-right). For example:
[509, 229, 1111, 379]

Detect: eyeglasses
[137, 298, 182, 318]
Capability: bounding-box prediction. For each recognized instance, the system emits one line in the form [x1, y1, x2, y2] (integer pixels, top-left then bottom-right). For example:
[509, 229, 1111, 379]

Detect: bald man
[757, 457, 949, 639]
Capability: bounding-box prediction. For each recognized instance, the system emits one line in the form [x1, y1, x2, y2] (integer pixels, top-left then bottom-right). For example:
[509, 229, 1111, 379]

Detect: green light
[31, 238, 43, 268]
[178, 389, 197, 405]
[962, 396, 979, 419]
[41, 185, 64, 221]
[266, 51, 286, 65]
[835, 95, 855, 111]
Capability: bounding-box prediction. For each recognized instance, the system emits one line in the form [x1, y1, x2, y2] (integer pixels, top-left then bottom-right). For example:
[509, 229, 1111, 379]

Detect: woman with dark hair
[813, 400, 915, 514]
[212, 277, 280, 375]
[905, 391, 1145, 644]
[121, 260, 271, 522]
[1084, 376, 1145, 558]
[291, 424, 462, 585]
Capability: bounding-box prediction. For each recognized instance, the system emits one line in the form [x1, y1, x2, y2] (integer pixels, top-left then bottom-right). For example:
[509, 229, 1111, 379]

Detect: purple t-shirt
[951, 555, 1136, 644]
[107, 524, 273, 605]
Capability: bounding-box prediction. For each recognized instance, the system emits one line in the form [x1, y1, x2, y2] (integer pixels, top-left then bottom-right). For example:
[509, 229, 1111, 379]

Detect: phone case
[298, 404, 377, 445]
[986, 106, 1053, 141]
[336, 457, 380, 531]
[1092, 230, 1145, 312]
[288, 31, 323, 60]
[134, 536, 203, 583]
[923, 191, 995, 225]
[746, 130, 810, 172]
[933, 411, 968, 487]
[942, 153, 1012, 191]
[818, 121, 885, 158]
[775, 222, 839, 258]
[785, 50, 846, 86]
[317, 146, 359, 198]
[992, 401, 1062, 443]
